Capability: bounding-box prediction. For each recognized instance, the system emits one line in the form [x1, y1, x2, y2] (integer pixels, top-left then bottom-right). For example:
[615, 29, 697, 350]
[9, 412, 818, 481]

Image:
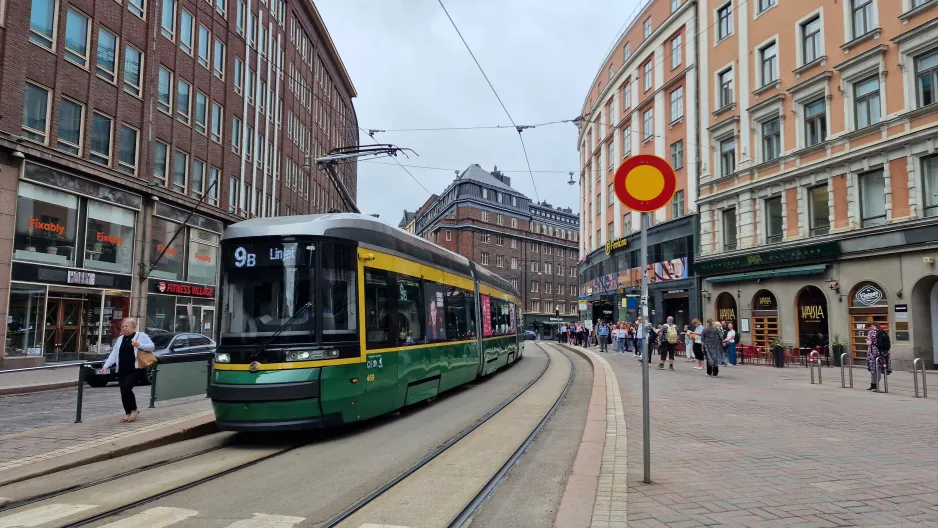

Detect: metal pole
[149, 367, 158, 408]
[206, 358, 213, 397]
[640, 212, 651, 485]
[809, 351, 821, 384]
[913, 358, 927, 398]
[75, 362, 85, 423]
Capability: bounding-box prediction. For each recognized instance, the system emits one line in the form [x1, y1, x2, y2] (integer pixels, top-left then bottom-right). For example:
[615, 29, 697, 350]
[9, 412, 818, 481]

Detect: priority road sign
[613, 155, 677, 213]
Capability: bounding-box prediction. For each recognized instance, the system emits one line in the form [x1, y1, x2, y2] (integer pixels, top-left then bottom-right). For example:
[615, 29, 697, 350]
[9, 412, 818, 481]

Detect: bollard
[840, 353, 853, 388]
[149, 367, 158, 408]
[75, 362, 85, 423]
[875, 357, 889, 393]
[913, 358, 928, 398]
[809, 351, 821, 384]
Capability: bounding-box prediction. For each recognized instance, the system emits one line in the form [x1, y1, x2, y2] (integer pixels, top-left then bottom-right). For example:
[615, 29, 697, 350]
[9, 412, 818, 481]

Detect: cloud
[315, 0, 635, 225]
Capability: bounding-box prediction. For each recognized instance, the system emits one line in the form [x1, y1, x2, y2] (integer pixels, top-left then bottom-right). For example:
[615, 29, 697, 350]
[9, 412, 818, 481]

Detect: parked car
[82, 333, 216, 387]
[524, 330, 537, 340]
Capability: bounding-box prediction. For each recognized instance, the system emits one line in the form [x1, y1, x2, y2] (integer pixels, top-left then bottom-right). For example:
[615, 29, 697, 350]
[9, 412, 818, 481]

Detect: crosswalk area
[0, 505, 306, 528]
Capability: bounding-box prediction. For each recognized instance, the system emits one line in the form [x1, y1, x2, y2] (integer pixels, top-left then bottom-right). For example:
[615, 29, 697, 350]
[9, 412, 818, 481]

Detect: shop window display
[14, 182, 78, 267]
[187, 228, 218, 284]
[6, 284, 46, 357]
[84, 200, 135, 274]
[150, 217, 185, 280]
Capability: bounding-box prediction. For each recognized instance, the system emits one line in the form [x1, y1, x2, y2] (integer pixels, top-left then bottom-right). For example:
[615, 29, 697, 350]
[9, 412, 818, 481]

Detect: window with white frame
[481, 252, 489, 265]
[127, 0, 144, 18]
[445, 230, 452, 241]
[30, 0, 58, 49]
[608, 184, 614, 205]
[802, 16, 822, 64]
[197, 25, 210, 68]
[643, 108, 653, 141]
[624, 212, 631, 234]
[96, 28, 119, 83]
[64, 8, 90, 67]
[624, 81, 631, 108]
[213, 38, 225, 79]
[172, 150, 188, 193]
[717, 3, 732, 40]
[176, 79, 191, 123]
[643, 61, 652, 91]
[481, 210, 489, 222]
[161, 0, 175, 39]
[530, 261, 538, 272]
[923, 155, 938, 217]
[915, 49, 938, 108]
[118, 124, 138, 175]
[90, 112, 113, 166]
[859, 169, 886, 227]
[607, 222, 614, 241]
[671, 0, 681, 13]
[851, 0, 874, 39]
[190, 158, 205, 198]
[123, 44, 143, 97]
[194, 92, 208, 134]
[511, 217, 518, 228]
[762, 118, 781, 161]
[854, 76, 881, 129]
[672, 190, 684, 218]
[760, 42, 778, 86]
[157, 67, 172, 114]
[607, 141, 615, 168]
[722, 208, 737, 250]
[497, 214, 504, 225]
[804, 98, 827, 146]
[643, 18, 651, 39]
[759, 0, 777, 12]
[480, 232, 490, 243]
[720, 138, 736, 176]
[211, 102, 223, 143]
[623, 43, 631, 62]
[808, 184, 830, 236]
[153, 142, 168, 186]
[608, 65, 613, 83]
[179, 8, 194, 54]
[623, 126, 632, 156]
[671, 34, 682, 69]
[718, 68, 734, 107]
[510, 257, 518, 269]
[496, 254, 504, 268]
[670, 140, 683, 169]
[669, 87, 683, 122]
[57, 98, 83, 155]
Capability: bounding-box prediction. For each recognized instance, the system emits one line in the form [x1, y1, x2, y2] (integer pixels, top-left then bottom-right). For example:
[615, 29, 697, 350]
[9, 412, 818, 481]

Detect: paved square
[605, 356, 938, 527]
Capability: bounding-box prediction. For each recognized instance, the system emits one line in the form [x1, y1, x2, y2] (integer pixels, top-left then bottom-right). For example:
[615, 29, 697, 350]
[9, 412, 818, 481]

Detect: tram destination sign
[224, 240, 315, 269]
[695, 242, 841, 275]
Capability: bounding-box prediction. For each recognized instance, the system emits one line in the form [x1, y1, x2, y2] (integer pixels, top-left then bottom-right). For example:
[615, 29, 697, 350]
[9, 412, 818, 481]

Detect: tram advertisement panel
[223, 240, 315, 269]
[481, 295, 492, 336]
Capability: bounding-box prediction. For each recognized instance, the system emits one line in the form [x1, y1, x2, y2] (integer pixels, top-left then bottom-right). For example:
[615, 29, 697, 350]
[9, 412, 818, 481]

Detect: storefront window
[14, 182, 78, 267]
[150, 217, 184, 280]
[797, 286, 828, 350]
[187, 228, 218, 284]
[6, 283, 46, 357]
[146, 294, 175, 333]
[85, 201, 135, 274]
[99, 293, 130, 353]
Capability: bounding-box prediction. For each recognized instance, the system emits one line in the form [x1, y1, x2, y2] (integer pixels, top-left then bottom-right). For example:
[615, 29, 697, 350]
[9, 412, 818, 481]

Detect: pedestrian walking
[866, 322, 892, 391]
[692, 319, 705, 370]
[658, 316, 678, 370]
[633, 317, 645, 359]
[99, 318, 156, 423]
[702, 319, 724, 377]
[723, 322, 738, 366]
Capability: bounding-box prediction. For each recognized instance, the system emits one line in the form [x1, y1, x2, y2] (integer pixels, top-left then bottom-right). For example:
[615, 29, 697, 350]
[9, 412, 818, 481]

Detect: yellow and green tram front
[209, 236, 363, 431]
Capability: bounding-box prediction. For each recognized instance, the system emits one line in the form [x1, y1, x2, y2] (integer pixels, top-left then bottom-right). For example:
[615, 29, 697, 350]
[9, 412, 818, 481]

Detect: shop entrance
[848, 281, 889, 361]
[752, 289, 779, 349]
[43, 296, 85, 361]
[662, 293, 689, 329]
[175, 303, 215, 337]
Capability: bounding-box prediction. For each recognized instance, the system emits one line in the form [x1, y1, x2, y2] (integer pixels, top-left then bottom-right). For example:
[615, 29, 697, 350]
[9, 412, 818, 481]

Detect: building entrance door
[175, 303, 215, 338]
[43, 298, 85, 361]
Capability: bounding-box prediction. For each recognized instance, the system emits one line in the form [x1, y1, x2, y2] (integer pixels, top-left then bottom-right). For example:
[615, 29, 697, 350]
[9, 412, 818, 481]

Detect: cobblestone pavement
[605, 354, 938, 527]
[0, 385, 136, 436]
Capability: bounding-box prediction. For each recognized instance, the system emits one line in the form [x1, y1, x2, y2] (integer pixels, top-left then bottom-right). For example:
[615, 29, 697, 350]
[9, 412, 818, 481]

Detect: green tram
[208, 214, 524, 431]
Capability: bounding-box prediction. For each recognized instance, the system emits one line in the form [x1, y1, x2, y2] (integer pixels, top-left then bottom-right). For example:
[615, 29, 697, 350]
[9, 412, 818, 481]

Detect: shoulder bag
[134, 333, 158, 369]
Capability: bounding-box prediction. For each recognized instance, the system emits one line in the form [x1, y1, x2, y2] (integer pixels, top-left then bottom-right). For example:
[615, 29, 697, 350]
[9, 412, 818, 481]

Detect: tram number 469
[366, 374, 376, 382]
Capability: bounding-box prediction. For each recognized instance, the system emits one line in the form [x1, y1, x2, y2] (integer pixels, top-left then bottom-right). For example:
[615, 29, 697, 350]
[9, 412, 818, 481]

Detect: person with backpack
[658, 316, 679, 370]
[866, 322, 892, 391]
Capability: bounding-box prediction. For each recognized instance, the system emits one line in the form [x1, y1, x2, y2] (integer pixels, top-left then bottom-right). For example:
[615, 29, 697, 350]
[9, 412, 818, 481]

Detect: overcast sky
[316, 0, 636, 224]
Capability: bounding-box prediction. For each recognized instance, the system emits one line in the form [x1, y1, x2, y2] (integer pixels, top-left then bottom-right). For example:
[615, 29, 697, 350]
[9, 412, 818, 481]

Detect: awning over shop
[705, 264, 828, 284]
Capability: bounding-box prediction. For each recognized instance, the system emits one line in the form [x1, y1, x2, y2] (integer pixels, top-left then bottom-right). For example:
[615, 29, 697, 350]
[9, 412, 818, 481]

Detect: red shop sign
[149, 279, 215, 298]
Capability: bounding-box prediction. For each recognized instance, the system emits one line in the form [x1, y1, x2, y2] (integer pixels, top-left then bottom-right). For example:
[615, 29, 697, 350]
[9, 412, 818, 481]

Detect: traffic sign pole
[640, 211, 651, 484]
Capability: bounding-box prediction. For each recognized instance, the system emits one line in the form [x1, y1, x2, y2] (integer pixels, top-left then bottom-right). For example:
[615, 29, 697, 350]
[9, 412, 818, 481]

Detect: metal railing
[913, 358, 928, 398]
[809, 350, 822, 384]
[840, 353, 853, 388]
[874, 356, 889, 393]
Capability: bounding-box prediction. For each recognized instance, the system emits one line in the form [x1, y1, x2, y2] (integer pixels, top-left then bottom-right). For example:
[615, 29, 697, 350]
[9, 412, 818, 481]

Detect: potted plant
[830, 333, 845, 366]
[46, 237, 59, 255]
[768, 335, 785, 368]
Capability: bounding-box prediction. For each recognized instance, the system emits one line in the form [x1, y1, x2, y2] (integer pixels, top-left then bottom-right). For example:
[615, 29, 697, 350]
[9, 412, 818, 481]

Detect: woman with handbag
[100, 318, 156, 422]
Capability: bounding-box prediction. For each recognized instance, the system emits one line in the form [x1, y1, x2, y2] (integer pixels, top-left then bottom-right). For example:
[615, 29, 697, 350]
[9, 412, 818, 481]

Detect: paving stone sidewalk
[605, 354, 938, 527]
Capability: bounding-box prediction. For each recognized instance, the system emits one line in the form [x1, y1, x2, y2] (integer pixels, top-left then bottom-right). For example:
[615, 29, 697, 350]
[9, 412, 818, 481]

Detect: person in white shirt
[723, 322, 738, 366]
[100, 318, 155, 422]
[692, 319, 705, 370]
[634, 317, 645, 359]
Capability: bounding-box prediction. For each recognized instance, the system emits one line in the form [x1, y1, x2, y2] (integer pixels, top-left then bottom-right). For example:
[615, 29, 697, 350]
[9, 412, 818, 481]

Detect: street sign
[613, 155, 677, 213]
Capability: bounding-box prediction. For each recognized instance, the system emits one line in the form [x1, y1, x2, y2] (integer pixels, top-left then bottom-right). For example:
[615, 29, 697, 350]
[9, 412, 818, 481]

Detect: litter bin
[773, 346, 785, 368]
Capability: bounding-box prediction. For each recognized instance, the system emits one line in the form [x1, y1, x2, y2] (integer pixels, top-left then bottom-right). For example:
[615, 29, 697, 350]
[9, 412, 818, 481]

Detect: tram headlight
[214, 352, 231, 363]
[285, 350, 312, 362]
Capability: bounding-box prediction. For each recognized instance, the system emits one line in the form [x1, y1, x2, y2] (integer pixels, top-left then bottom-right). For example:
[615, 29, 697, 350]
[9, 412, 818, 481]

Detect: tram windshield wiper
[251, 301, 313, 359]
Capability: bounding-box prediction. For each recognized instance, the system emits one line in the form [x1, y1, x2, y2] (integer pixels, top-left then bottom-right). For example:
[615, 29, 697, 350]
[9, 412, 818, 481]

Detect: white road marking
[98, 507, 199, 528]
[0, 503, 96, 528]
[225, 513, 306, 528]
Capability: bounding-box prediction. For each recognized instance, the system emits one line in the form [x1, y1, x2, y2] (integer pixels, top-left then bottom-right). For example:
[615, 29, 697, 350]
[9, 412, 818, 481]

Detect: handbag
[133, 333, 158, 368]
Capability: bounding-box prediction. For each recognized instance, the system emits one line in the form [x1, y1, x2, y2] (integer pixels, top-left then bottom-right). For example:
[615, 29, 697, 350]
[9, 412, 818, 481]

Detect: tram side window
[322, 244, 357, 341]
[364, 269, 391, 348]
[395, 276, 425, 346]
[444, 286, 476, 339]
[424, 281, 446, 342]
[489, 298, 510, 335]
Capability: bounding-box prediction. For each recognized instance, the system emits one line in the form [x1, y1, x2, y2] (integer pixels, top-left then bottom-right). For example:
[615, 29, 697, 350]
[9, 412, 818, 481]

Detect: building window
[510, 238, 518, 249]
[915, 49, 938, 108]
[190, 158, 205, 197]
[211, 102, 223, 143]
[445, 230, 452, 241]
[718, 68, 733, 107]
[157, 67, 172, 114]
[722, 208, 737, 250]
[176, 79, 191, 123]
[56, 98, 83, 155]
[194, 92, 208, 134]
[643, 108, 653, 141]
[64, 8, 90, 67]
[765, 196, 783, 243]
[213, 38, 225, 79]
[608, 184, 615, 205]
[923, 155, 938, 218]
[854, 76, 881, 129]
[179, 8, 194, 54]
[495, 254, 504, 268]
[236, 0, 245, 35]
[760, 42, 777, 86]
[153, 141, 168, 186]
[851, 0, 874, 39]
[624, 81, 632, 108]
[208, 167, 219, 206]
[160, 0, 175, 39]
[623, 126, 632, 156]
[481, 252, 489, 265]
[14, 182, 79, 267]
[481, 210, 489, 222]
[172, 150, 188, 193]
[197, 25, 210, 68]
[859, 170, 886, 228]
[29, 0, 58, 49]
[531, 260, 539, 272]
[231, 116, 241, 154]
[127, 0, 144, 18]
[643, 17, 651, 39]
[624, 212, 631, 234]
[669, 87, 683, 122]
[123, 44, 144, 97]
[85, 200, 136, 274]
[671, 0, 681, 12]
[496, 213, 504, 225]
[481, 188, 489, 199]
[234, 58, 244, 95]
[95, 28, 119, 83]
[670, 140, 684, 169]
[511, 217, 518, 228]
[481, 232, 490, 244]
[808, 184, 830, 236]
[89, 113, 112, 166]
[762, 119, 781, 162]
[720, 138, 736, 176]
[802, 16, 821, 64]
[759, 0, 777, 12]
[717, 3, 732, 40]
[623, 43, 631, 62]
[672, 190, 684, 218]
[228, 176, 238, 211]
[671, 35, 682, 70]
[607, 141, 615, 168]
[118, 124, 138, 175]
[495, 235, 504, 245]
[643, 61, 652, 91]
[804, 98, 827, 146]
[531, 280, 539, 293]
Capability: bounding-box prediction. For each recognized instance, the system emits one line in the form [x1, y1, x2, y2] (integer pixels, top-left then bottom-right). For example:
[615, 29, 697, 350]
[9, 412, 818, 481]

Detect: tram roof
[224, 214, 519, 298]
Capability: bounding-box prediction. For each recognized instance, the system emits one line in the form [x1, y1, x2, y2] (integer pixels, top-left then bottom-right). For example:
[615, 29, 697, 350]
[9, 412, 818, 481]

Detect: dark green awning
[705, 264, 828, 284]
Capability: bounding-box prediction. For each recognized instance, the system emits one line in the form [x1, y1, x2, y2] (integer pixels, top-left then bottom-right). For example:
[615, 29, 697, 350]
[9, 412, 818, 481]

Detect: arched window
[751, 289, 778, 348]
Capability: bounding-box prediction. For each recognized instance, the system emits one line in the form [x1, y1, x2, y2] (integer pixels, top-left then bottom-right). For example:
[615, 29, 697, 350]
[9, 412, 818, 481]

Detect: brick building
[413, 164, 581, 338]
[0, 0, 357, 369]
